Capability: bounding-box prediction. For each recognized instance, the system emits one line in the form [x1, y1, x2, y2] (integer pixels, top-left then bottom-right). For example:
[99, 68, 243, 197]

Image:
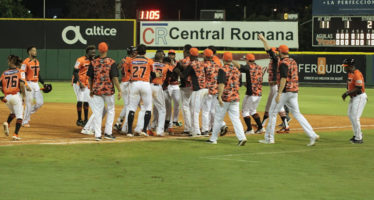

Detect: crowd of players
[1, 35, 367, 145]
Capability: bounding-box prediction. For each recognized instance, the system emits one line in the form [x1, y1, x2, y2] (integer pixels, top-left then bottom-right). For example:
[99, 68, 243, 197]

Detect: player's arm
[232, 61, 240, 69]
[73, 60, 85, 88]
[258, 34, 271, 51]
[87, 64, 94, 97]
[110, 63, 122, 100]
[19, 80, 26, 98]
[342, 72, 363, 101]
[217, 69, 226, 106]
[38, 73, 45, 85]
[276, 63, 288, 103]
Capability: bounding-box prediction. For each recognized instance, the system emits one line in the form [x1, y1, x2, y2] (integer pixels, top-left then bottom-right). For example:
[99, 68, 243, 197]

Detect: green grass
[0, 130, 374, 200]
[45, 82, 374, 118]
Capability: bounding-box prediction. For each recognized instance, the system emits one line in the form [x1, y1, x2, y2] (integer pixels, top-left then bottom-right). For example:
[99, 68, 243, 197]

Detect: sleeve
[217, 69, 226, 84]
[239, 65, 249, 73]
[266, 49, 277, 62]
[182, 65, 192, 79]
[87, 64, 94, 80]
[21, 62, 27, 71]
[110, 63, 119, 79]
[353, 71, 363, 87]
[279, 63, 288, 78]
[74, 59, 81, 70]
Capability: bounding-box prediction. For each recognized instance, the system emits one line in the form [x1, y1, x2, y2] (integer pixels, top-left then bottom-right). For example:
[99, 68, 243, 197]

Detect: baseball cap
[168, 49, 176, 54]
[190, 48, 199, 56]
[271, 47, 278, 53]
[278, 45, 289, 54]
[343, 58, 355, 67]
[203, 49, 213, 57]
[98, 42, 108, 53]
[246, 53, 255, 61]
[223, 52, 232, 61]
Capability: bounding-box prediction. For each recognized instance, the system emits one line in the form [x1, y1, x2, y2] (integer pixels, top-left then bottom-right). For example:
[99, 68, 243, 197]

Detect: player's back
[1, 69, 23, 96]
[152, 62, 169, 85]
[130, 56, 153, 82]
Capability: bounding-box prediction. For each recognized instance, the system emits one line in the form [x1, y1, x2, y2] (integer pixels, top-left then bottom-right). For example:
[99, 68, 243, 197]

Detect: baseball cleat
[276, 127, 290, 134]
[237, 139, 247, 146]
[220, 125, 228, 136]
[113, 123, 122, 131]
[173, 121, 183, 127]
[255, 128, 266, 134]
[206, 140, 217, 144]
[350, 137, 363, 144]
[147, 130, 155, 136]
[182, 131, 190, 135]
[245, 130, 254, 135]
[126, 133, 134, 137]
[76, 120, 84, 127]
[349, 136, 355, 143]
[12, 134, 21, 141]
[139, 132, 149, 137]
[307, 135, 320, 146]
[3, 122, 9, 136]
[104, 133, 116, 140]
[95, 136, 102, 141]
[81, 129, 93, 135]
[258, 139, 275, 144]
[201, 131, 210, 137]
[190, 132, 202, 137]
[22, 124, 30, 128]
[156, 132, 167, 137]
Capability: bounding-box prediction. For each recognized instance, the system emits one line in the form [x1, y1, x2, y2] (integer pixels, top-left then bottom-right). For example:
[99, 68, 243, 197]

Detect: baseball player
[114, 46, 137, 133]
[201, 48, 227, 136]
[1, 55, 27, 140]
[87, 42, 121, 141]
[21, 46, 47, 127]
[72, 45, 96, 127]
[259, 45, 319, 146]
[165, 49, 182, 129]
[149, 51, 171, 136]
[207, 52, 247, 146]
[258, 34, 290, 133]
[126, 44, 155, 137]
[178, 44, 193, 135]
[341, 58, 368, 144]
[208, 46, 222, 67]
[240, 54, 265, 134]
[181, 47, 208, 137]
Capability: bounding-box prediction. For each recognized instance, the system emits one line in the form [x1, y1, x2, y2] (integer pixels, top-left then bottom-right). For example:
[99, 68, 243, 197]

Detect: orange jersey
[152, 62, 170, 85]
[348, 69, 365, 94]
[21, 58, 40, 82]
[0, 68, 25, 96]
[218, 63, 241, 102]
[74, 56, 91, 86]
[277, 57, 299, 93]
[88, 57, 118, 96]
[212, 55, 222, 67]
[130, 56, 154, 82]
[121, 57, 132, 82]
[203, 60, 219, 95]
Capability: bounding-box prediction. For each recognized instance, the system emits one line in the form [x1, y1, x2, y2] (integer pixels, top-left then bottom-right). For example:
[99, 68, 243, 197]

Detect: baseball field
[0, 82, 373, 200]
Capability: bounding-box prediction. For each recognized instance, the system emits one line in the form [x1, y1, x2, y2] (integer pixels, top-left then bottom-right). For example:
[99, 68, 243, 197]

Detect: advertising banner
[140, 21, 298, 48]
[312, 0, 374, 16]
[0, 19, 135, 49]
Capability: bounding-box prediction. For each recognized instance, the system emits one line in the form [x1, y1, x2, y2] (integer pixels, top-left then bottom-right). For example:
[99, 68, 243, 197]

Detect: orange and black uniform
[121, 57, 132, 83]
[266, 50, 279, 84]
[278, 57, 299, 93]
[0, 68, 25, 135]
[182, 60, 206, 91]
[218, 63, 241, 102]
[73, 56, 91, 86]
[87, 57, 119, 96]
[204, 60, 220, 95]
[22, 58, 44, 84]
[347, 69, 365, 97]
[129, 56, 154, 82]
[152, 62, 170, 85]
[240, 63, 263, 96]
[177, 57, 191, 88]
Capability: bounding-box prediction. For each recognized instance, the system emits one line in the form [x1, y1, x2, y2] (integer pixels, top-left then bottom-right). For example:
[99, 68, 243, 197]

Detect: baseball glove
[41, 84, 52, 93]
[0, 96, 6, 103]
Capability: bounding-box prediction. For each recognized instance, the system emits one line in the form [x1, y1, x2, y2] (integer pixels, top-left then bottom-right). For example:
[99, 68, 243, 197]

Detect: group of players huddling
[1, 34, 367, 145]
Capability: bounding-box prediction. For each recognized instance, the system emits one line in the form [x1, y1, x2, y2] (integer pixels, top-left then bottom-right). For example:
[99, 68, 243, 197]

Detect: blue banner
[313, 0, 374, 16]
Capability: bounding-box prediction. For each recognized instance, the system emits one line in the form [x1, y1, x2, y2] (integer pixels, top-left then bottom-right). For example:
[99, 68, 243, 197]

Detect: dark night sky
[23, 0, 312, 20]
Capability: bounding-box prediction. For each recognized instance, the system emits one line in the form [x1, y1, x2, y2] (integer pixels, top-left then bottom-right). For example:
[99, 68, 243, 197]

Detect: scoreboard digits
[313, 16, 374, 47]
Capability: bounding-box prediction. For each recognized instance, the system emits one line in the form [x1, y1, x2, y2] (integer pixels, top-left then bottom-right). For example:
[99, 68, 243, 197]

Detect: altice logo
[62, 26, 87, 45]
[61, 25, 118, 45]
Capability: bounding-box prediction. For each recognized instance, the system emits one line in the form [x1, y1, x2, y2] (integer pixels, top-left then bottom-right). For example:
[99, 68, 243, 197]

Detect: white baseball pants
[209, 101, 246, 142]
[242, 95, 262, 117]
[119, 82, 130, 132]
[348, 93, 367, 140]
[5, 93, 23, 119]
[264, 92, 318, 142]
[73, 83, 90, 102]
[151, 84, 166, 134]
[202, 94, 226, 132]
[91, 95, 115, 137]
[23, 81, 43, 124]
[191, 88, 208, 135]
[180, 87, 193, 132]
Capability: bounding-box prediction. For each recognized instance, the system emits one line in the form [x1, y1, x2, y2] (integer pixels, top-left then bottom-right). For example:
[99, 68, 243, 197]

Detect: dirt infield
[0, 102, 373, 146]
